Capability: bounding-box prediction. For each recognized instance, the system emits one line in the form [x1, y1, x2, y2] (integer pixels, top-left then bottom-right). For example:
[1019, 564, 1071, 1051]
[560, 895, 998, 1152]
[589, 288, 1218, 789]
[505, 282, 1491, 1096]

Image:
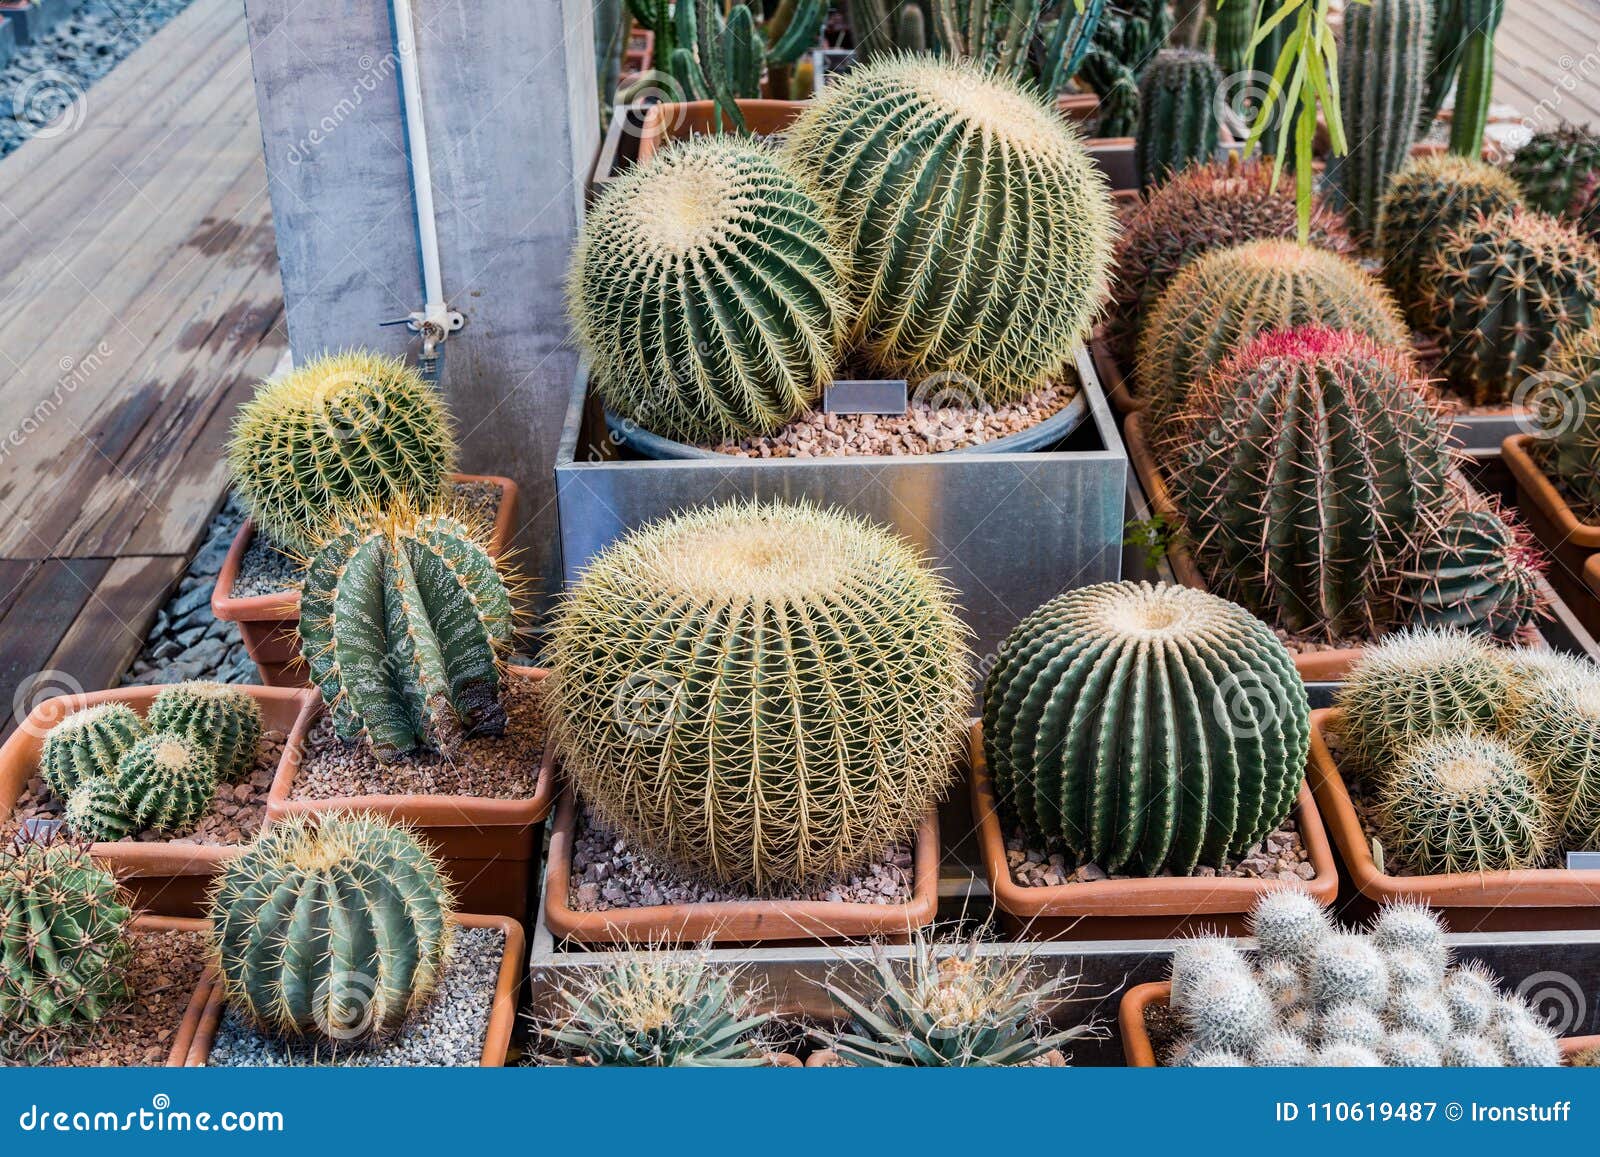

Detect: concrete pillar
[241, 0, 598, 603]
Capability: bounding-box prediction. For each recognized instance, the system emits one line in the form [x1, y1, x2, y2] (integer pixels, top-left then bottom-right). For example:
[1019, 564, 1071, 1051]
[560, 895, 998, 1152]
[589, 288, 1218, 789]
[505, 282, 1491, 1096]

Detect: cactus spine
[209, 814, 453, 1044]
[1391, 502, 1544, 642]
[299, 510, 515, 763]
[114, 733, 217, 834]
[1213, 0, 1256, 78]
[1533, 325, 1600, 512]
[1078, 0, 1171, 137]
[1447, 0, 1504, 157]
[39, 702, 148, 799]
[1508, 124, 1600, 244]
[1333, 0, 1429, 244]
[983, 581, 1310, 875]
[63, 778, 138, 844]
[1135, 49, 1221, 192]
[147, 683, 262, 783]
[1504, 667, 1600, 850]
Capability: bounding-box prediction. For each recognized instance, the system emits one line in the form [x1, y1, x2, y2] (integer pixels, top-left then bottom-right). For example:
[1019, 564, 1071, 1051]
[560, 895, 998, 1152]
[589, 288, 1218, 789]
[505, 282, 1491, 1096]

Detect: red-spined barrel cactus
[1391, 499, 1545, 642]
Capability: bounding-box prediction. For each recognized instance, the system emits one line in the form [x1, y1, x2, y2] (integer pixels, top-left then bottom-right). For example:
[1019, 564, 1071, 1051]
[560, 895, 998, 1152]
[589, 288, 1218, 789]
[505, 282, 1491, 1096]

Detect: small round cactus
[1308, 934, 1390, 1011]
[1186, 970, 1275, 1055]
[1318, 1002, 1383, 1047]
[1504, 657, 1600, 849]
[1188, 1049, 1248, 1066]
[1443, 1036, 1505, 1067]
[1258, 959, 1307, 1011]
[1170, 939, 1250, 1010]
[39, 702, 148, 800]
[1391, 503, 1546, 643]
[1385, 949, 1446, 992]
[1533, 323, 1600, 512]
[1443, 963, 1500, 1034]
[1507, 123, 1600, 243]
[1380, 1032, 1442, 1067]
[62, 778, 137, 844]
[1250, 888, 1334, 964]
[1370, 899, 1448, 963]
[114, 733, 217, 835]
[1316, 1043, 1383, 1067]
[1251, 1033, 1314, 1067]
[147, 682, 262, 783]
[1389, 987, 1453, 1043]
[1493, 1000, 1563, 1067]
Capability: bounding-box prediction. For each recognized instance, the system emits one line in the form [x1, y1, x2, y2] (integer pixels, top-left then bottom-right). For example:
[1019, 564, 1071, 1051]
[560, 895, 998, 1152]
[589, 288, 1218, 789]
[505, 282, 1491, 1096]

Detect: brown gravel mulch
[1005, 814, 1312, 888]
[291, 674, 545, 802]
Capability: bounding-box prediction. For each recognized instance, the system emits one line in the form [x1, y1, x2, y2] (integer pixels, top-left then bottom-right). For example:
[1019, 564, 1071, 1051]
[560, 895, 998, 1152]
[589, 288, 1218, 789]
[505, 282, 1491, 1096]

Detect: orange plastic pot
[542, 788, 940, 947]
[266, 667, 555, 920]
[0, 684, 315, 916]
[970, 723, 1339, 940]
[177, 913, 524, 1067]
[635, 99, 809, 167]
[1308, 707, 1600, 932]
[210, 473, 519, 688]
[1504, 434, 1600, 639]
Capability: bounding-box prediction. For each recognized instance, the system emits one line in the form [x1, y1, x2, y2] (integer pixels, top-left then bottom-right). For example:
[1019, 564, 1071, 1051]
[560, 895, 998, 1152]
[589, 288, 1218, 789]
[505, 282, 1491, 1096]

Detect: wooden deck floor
[1496, 0, 1600, 128]
[0, 0, 285, 732]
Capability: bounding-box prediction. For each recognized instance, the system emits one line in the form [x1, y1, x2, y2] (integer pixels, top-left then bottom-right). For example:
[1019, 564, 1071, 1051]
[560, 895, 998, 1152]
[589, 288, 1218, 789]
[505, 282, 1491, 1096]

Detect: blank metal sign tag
[1567, 852, 1600, 870]
[823, 379, 908, 415]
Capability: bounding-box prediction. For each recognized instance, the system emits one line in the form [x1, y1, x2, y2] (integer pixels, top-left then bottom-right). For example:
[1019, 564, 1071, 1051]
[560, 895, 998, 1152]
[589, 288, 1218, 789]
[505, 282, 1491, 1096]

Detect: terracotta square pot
[266, 666, 556, 920]
[971, 722, 1339, 941]
[0, 684, 315, 916]
[634, 99, 810, 168]
[210, 473, 520, 687]
[176, 913, 524, 1067]
[1504, 433, 1600, 639]
[1308, 707, 1600, 931]
[542, 788, 940, 947]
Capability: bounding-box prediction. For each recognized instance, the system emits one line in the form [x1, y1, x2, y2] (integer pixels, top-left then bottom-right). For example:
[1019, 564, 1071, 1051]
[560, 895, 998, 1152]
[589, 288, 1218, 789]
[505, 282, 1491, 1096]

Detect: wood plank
[0, 559, 111, 736]
[41, 554, 187, 698]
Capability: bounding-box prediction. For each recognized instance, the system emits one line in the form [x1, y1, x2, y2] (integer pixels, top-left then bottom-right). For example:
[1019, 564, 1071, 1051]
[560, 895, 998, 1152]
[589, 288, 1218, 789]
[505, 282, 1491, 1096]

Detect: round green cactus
[1137, 239, 1409, 431]
[209, 813, 453, 1044]
[1391, 503, 1545, 642]
[570, 137, 848, 444]
[784, 55, 1115, 403]
[114, 733, 217, 834]
[39, 702, 148, 800]
[147, 682, 262, 783]
[62, 778, 137, 844]
[300, 509, 516, 763]
[0, 833, 132, 1034]
[227, 350, 456, 552]
[1532, 323, 1600, 512]
[1504, 666, 1600, 849]
[1507, 123, 1600, 244]
[547, 501, 970, 889]
[1136, 49, 1221, 192]
[983, 581, 1310, 875]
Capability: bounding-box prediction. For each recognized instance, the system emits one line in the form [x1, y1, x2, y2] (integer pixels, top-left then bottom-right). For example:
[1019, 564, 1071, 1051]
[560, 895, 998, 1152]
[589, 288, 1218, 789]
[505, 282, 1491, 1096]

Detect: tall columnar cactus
[571, 137, 847, 444]
[1135, 49, 1221, 191]
[1504, 660, 1600, 850]
[299, 510, 515, 763]
[1107, 160, 1353, 365]
[1391, 502, 1545, 642]
[1136, 239, 1408, 431]
[671, 0, 826, 124]
[0, 833, 132, 1034]
[1378, 154, 1525, 330]
[1332, 0, 1429, 244]
[226, 351, 456, 553]
[1078, 0, 1172, 137]
[784, 56, 1115, 404]
[1508, 125, 1600, 244]
[1427, 209, 1600, 406]
[846, 0, 928, 58]
[209, 814, 453, 1044]
[147, 683, 261, 783]
[1440, 0, 1505, 158]
[546, 501, 970, 889]
[982, 582, 1310, 875]
[114, 733, 217, 834]
[63, 778, 137, 844]
[1375, 732, 1552, 874]
[39, 702, 148, 800]
[1162, 327, 1455, 637]
[626, 0, 678, 72]
[1213, 0, 1257, 79]
[1533, 324, 1600, 512]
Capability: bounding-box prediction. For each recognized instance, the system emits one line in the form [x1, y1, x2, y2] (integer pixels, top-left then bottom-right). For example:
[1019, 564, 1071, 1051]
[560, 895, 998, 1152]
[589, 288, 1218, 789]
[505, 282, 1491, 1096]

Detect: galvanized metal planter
[554, 349, 1129, 684]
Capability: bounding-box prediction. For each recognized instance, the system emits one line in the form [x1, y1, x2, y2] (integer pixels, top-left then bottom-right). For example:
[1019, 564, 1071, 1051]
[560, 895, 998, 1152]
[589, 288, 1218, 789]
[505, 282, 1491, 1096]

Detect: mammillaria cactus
[114, 733, 217, 834]
[226, 350, 455, 552]
[1390, 502, 1545, 642]
[1508, 124, 1600, 243]
[210, 814, 453, 1044]
[0, 833, 132, 1034]
[39, 702, 148, 800]
[982, 581, 1310, 876]
[1136, 239, 1408, 429]
[1532, 324, 1600, 511]
[1427, 209, 1600, 406]
[62, 778, 137, 844]
[299, 509, 516, 763]
[1375, 731, 1552, 874]
[147, 682, 261, 783]
[546, 501, 969, 889]
[1332, 0, 1429, 244]
[784, 56, 1114, 404]
[542, 953, 772, 1066]
[1503, 662, 1600, 849]
[571, 137, 847, 444]
[1105, 160, 1353, 366]
[1136, 50, 1221, 192]
[1251, 889, 1334, 965]
[1379, 155, 1525, 330]
[1162, 327, 1454, 637]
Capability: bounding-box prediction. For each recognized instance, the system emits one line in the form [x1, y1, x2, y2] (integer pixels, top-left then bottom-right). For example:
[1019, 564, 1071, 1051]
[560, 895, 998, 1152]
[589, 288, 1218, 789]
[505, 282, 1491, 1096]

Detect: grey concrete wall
[241, 0, 598, 606]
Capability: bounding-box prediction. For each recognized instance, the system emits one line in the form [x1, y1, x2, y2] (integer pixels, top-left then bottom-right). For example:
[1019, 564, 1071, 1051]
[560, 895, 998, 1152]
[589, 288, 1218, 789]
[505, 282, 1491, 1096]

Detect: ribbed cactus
[846, 0, 927, 58]
[1508, 124, 1600, 244]
[547, 501, 970, 889]
[929, 0, 1105, 92]
[1213, 0, 1257, 79]
[1136, 239, 1408, 429]
[1162, 327, 1454, 637]
[63, 778, 137, 844]
[571, 137, 847, 444]
[542, 953, 771, 1066]
[114, 733, 217, 834]
[210, 814, 453, 1044]
[784, 56, 1115, 404]
[1332, 0, 1429, 244]
[1107, 160, 1353, 365]
[1533, 324, 1600, 511]
[0, 833, 132, 1034]
[1428, 209, 1600, 406]
[669, 0, 824, 119]
[1445, 0, 1505, 157]
[1378, 154, 1525, 330]
[983, 581, 1310, 875]
[626, 0, 678, 69]
[1391, 502, 1545, 642]
[1504, 662, 1600, 850]
[1374, 731, 1552, 874]
[147, 682, 261, 783]
[1136, 49, 1221, 192]
[1079, 0, 1171, 137]
[39, 702, 148, 800]
[226, 351, 456, 553]
[299, 509, 515, 763]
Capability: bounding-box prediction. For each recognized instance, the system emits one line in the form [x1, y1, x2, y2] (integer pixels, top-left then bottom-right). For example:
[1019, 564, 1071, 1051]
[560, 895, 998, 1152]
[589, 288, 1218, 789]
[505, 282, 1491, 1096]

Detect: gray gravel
[205, 927, 505, 1067]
